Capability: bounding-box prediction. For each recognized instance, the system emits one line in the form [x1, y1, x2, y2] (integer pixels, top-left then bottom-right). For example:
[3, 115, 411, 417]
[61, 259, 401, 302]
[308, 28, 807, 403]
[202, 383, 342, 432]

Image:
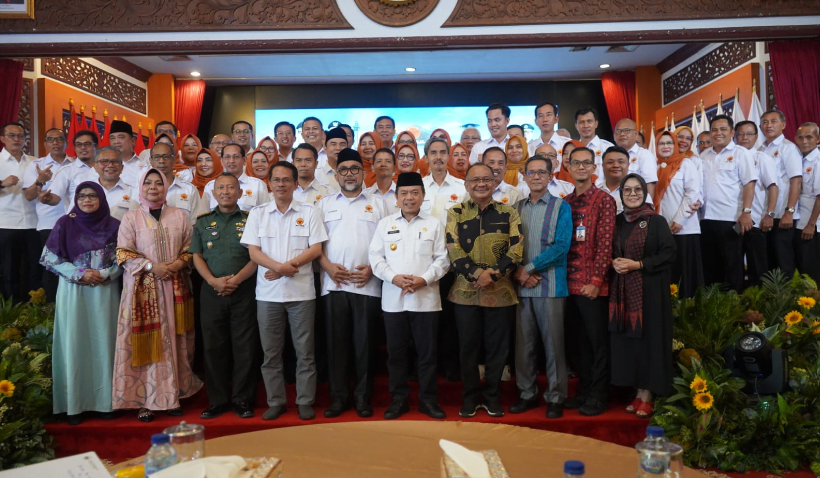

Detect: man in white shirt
[469, 103, 511, 164]
[534, 144, 575, 199]
[316, 127, 346, 191]
[528, 102, 570, 158]
[230, 121, 254, 152]
[90, 146, 139, 221]
[149, 142, 203, 225]
[374, 116, 396, 151]
[760, 109, 803, 278]
[316, 149, 388, 419]
[209, 134, 231, 157]
[597, 146, 654, 214]
[460, 127, 481, 159]
[613, 119, 658, 196]
[700, 115, 758, 292]
[735, 121, 778, 286]
[138, 121, 177, 163]
[274, 121, 296, 163]
[301, 117, 327, 167]
[340, 123, 355, 150]
[697, 132, 711, 155]
[483, 147, 524, 206]
[367, 148, 399, 215]
[794, 123, 820, 282]
[575, 108, 614, 176]
[203, 144, 269, 211]
[370, 171, 449, 420]
[109, 120, 147, 187]
[22, 128, 73, 300]
[293, 143, 333, 206]
[40, 130, 99, 209]
[241, 161, 328, 421]
[0, 122, 38, 300]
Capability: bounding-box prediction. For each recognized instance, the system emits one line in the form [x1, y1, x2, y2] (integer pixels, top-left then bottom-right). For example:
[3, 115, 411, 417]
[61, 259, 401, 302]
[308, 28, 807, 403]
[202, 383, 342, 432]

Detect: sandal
[167, 407, 183, 416]
[626, 397, 642, 414]
[636, 400, 654, 418]
[138, 408, 155, 423]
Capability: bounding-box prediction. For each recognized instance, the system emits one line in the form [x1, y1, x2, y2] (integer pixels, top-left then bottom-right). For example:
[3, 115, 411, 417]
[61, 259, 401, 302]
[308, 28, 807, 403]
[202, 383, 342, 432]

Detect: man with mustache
[469, 103, 511, 164]
[612, 118, 658, 197]
[366, 148, 399, 215]
[203, 144, 269, 211]
[482, 147, 524, 206]
[149, 142, 204, 225]
[209, 134, 231, 156]
[574, 108, 614, 177]
[231, 121, 254, 151]
[460, 127, 481, 157]
[374, 116, 396, 151]
[293, 143, 333, 206]
[316, 127, 347, 191]
[597, 146, 653, 214]
[274, 122, 296, 163]
[88, 146, 139, 221]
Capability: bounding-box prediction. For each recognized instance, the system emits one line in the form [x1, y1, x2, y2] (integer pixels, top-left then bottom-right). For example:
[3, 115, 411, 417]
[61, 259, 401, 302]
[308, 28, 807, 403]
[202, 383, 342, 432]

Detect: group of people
[0, 98, 818, 425]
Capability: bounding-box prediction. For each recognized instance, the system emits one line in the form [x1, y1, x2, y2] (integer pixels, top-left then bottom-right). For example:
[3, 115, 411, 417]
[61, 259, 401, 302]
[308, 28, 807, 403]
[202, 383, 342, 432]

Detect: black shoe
[546, 402, 564, 419]
[167, 407, 183, 416]
[564, 395, 586, 409]
[201, 403, 230, 419]
[383, 399, 409, 420]
[96, 411, 121, 420]
[323, 400, 349, 418]
[459, 402, 481, 418]
[262, 405, 286, 420]
[66, 414, 83, 426]
[508, 397, 539, 414]
[578, 398, 607, 416]
[233, 401, 254, 419]
[483, 402, 505, 417]
[419, 401, 446, 419]
[355, 402, 374, 418]
[298, 405, 315, 420]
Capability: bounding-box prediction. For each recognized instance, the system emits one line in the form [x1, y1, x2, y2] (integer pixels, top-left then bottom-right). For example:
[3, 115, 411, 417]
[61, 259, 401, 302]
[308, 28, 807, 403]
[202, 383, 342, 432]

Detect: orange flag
[101, 111, 111, 147]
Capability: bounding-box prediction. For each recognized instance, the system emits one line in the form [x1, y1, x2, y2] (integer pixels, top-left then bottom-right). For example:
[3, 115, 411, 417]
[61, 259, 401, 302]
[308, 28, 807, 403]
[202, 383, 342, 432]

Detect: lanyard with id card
[576, 213, 586, 242]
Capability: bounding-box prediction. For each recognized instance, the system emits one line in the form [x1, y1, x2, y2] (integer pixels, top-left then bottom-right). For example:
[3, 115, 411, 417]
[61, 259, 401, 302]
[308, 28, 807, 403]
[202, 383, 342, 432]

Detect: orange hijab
[246, 149, 274, 191]
[255, 136, 280, 163]
[673, 126, 696, 158]
[430, 128, 452, 148]
[192, 147, 223, 197]
[448, 143, 468, 181]
[503, 135, 527, 186]
[653, 131, 687, 207]
[554, 140, 587, 184]
[176, 134, 202, 171]
[393, 142, 427, 182]
[358, 131, 382, 188]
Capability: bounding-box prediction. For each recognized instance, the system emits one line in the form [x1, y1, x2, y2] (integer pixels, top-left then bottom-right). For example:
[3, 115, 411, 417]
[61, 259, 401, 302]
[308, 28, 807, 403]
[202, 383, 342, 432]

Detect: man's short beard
[342, 182, 362, 193]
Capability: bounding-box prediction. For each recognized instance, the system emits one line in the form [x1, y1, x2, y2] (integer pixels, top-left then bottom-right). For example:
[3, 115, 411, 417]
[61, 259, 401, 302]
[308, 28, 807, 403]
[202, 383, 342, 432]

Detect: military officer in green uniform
[191, 173, 259, 419]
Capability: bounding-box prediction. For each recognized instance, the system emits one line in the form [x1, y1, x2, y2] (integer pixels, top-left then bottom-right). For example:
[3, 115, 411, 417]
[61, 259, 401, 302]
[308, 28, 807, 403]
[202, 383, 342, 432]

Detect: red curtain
[769, 40, 820, 141]
[174, 80, 206, 138]
[601, 71, 636, 129]
[0, 59, 24, 150]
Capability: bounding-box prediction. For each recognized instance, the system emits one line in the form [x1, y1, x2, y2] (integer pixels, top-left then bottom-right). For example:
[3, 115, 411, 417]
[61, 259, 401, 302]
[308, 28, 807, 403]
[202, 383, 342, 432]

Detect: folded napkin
[152, 456, 247, 478]
[439, 439, 491, 478]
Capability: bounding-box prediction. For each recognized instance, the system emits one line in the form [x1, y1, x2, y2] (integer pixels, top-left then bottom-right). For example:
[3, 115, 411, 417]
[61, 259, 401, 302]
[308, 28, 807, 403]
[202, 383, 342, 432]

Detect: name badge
[576, 223, 586, 242]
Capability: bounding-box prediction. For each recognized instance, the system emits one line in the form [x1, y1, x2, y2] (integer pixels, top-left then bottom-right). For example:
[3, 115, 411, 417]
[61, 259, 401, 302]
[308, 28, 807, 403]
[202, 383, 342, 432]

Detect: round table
[171, 421, 708, 478]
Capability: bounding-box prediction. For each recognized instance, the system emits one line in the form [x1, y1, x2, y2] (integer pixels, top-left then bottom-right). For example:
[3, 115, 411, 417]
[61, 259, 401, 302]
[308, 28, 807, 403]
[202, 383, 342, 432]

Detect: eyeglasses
[467, 177, 494, 184]
[156, 129, 176, 135]
[222, 154, 243, 161]
[570, 160, 595, 168]
[258, 146, 277, 153]
[151, 154, 175, 161]
[270, 177, 294, 184]
[275, 131, 294, 137]
[210, 140, 229, 146]
[538, 153, 558, 160]
[614, 128, 635, 135]
[623, 187, 644, 195]
[4, 133, 25, 140]
[45, 136, 65, 143]
[76, 193, 100, 200]
[75, 141, 96, 148]
[97, 159, 122, 166]
[397, 153, 415, 161]
[232, 129, 251, 135]
[337, 166, 362, 176]
[525, 170, 550, 177]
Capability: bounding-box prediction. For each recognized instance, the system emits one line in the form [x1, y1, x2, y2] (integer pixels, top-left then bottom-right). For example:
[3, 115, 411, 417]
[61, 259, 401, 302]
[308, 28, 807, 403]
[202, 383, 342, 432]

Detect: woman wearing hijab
[246, 149, 274, 196]
[610, 173, 676, 419]
[358, 131, 382, 188]
[653, 131, 703, 298]
[176, 134, 202, 182]
[554, 140, 598, 185]
[255, 136, 280, 163]
[448, 143, 469, 181]
[112, 168, 203, 422]
[394, 141, 428, 180]
[430, 128, 452, 149]
[395, 130, 417, 149]
[192, 148, 223, 197]
[504, 134, 529, 195]
[41, 182, 123, 425]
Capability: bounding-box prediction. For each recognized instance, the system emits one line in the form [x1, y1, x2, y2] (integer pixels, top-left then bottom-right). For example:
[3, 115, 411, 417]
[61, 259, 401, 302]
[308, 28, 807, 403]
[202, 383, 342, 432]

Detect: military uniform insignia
[390, 243, 397, 251]
[210, 221, 217, 226]
[206, 241, 213, 249]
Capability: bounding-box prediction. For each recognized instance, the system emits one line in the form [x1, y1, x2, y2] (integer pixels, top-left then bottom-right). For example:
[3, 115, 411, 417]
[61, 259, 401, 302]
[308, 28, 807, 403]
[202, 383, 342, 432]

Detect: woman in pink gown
[112, 168, 202, 422]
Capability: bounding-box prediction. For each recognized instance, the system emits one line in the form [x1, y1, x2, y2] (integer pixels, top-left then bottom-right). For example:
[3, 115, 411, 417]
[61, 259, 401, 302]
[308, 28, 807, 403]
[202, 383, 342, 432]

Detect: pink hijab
[138, 167, 168, 210]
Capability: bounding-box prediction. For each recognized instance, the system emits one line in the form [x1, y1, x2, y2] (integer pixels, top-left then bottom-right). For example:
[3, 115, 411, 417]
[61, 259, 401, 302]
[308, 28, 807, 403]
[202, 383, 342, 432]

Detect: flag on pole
[134, 122, 146, 155]
[670, 112, 677, 131]
[699, 101, 710, 134]
[101, 113, 114, 147]
[648, 121, 657, 160]
[78, 105, 87, 133]
[90, 106, 98, 135]
[748, 80, 764, 149]
[731, 88, 746, 125]
[716, 94, 725, 116]
[690, 105, 702, 154]
[65, 99, 77, 157]
[148, 123, 155, 149]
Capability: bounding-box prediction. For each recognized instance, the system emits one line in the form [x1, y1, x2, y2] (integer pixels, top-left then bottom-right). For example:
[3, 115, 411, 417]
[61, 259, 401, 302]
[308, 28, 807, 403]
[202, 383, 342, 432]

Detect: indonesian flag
[65, 100, 78, 157]
[134, 123, 146, 155]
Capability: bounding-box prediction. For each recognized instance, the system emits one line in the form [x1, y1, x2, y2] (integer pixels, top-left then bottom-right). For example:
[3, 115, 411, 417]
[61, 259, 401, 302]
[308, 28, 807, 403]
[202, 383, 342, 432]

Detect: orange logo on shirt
[451, 194, 458, 201]
[502, 197, 509, 204]
[630, 157, 637, 162]
[365, 205, 373, 212]
[774, 151, 779, 157]
[180, 193, 188, 200]
[808, 167, 813, 173]
[559, 193, 566, 198]
[315, 195, 322, 201]
[122, 195, 130, 201]
[245, 189, 253, 196]
[558, 149, 563, 155]
[727, 156, 734, 162]
[296, 218, 304, 226]
[595, 150, 601, 156]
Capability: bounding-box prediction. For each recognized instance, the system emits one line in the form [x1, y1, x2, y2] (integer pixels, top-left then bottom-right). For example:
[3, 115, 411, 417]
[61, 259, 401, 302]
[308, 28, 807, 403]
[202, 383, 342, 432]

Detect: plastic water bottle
[636, 426, 683, 477]
[144, 433, 178, 476]
[563, 460, 585, 477]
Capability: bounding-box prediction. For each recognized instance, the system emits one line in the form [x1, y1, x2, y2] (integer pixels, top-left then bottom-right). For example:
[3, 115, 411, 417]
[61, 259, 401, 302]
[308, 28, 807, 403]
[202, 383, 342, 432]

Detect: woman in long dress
[112, 168, 202, 422]
[609, 173, 676, 418]
[41, 181, 123, 425]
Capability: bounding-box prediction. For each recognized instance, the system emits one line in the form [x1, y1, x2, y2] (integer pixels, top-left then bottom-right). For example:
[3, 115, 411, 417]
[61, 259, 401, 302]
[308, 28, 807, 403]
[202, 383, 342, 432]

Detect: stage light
[599, 64, 611, 69]
[405, 67, 416, 72]
[735, 331, 773, 377]
[190, 71, 201, 77]
[725, 331, 788, 395]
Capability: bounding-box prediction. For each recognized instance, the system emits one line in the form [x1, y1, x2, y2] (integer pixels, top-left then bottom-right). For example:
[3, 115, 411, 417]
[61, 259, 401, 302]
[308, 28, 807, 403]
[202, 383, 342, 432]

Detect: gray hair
[151, 141, 174, 156]
[798, 122, 820, 136]
[424, 136, 449, 156]
[94, 146, 121, 162]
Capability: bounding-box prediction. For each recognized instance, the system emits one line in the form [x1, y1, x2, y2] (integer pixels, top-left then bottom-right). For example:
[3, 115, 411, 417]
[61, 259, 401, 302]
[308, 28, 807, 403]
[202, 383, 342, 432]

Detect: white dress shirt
[585, 135, 615, 177]
[547, 177, 575, 199]
[318, 190, 388, 297]
[48, 158, 97, 206]
[173, 167, 194, 183]
[121, 153, 149, 187]
[598, 180, 654, 214]
[316, 148, 327, 168]
[797, 149, 820, 231]
[315, 162, 340, 192]
[369, 211, 449, 312]
[367, 181, 400, 215]
[241, 200, 328, 302]
[294, 179, 334, 206]
[22, 154, 73, 230]
[528, 133, 570, 158]
[513, 171, 530, 197]
[627, 144, 659, 183]
[203, 173, 269, 211]
[166, 178, 204, 226]
[701, 141, 758, 222]
[750, 151, 778, 229]
[658, 158, 701, 235]
[0, 149, 37, 229]
[96, 178, 139, 221]
[760, 134, 803, 219]
[469, 134, 509, 164]
[492, 181, 524, 207]
[421, 173, 467, 225]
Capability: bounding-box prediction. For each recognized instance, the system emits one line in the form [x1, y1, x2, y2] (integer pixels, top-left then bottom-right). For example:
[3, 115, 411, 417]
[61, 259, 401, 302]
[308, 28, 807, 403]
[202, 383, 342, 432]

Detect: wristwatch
[145, 262, 153, 272]
[35, 181, 45, 187]
[767, 211, 776, 218]
[742, 208, 752, 214]
[786, 207, 796, 214]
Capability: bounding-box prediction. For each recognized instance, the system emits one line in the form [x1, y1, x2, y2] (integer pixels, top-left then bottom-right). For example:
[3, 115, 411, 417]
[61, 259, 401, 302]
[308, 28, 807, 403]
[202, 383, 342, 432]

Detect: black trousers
[437, 271, 459, 378]
[454, 304, 513, 406]
[199, 279, 259, 406]
[384, 311, 439, 402]
[38, 229, 58, 303]
[324, 291, 381, 405]
[767, 220, 796, 278]
[701, 219, 744, 292]
[566, 295, 609, 402]
[743, 227, 768, 287]
[0, 228, 42, 301]
[795, 228, 820, 283]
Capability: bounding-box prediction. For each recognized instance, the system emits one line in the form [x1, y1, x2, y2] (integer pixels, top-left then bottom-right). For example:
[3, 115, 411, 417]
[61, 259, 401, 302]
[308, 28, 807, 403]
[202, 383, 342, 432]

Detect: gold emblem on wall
[355, 0, 439, 27]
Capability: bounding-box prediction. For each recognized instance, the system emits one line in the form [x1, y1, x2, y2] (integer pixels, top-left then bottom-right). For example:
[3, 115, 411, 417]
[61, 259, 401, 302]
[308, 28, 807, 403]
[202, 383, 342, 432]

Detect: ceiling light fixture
[405, 67, 416, 72]
[599, 64, 611, 69]
[190, 71, 201, 77]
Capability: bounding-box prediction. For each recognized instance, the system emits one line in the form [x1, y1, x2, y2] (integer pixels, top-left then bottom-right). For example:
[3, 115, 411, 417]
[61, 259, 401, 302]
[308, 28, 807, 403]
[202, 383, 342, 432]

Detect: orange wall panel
[635, 65, 662, 135]
[147, 74, 175, 126]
